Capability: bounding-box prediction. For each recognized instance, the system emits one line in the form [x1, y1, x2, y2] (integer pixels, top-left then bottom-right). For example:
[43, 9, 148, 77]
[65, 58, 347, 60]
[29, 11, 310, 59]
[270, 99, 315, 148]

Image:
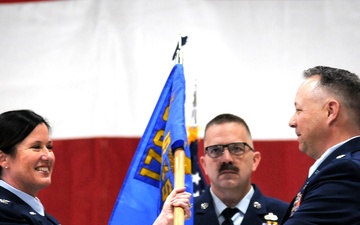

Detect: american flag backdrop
[189, 130, 207, 197]
[2, 1, 360, 225]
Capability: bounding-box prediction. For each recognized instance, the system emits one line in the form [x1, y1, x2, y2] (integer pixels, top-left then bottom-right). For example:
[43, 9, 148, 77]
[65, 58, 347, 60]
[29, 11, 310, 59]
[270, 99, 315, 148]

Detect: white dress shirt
[210, 185, 254, 224]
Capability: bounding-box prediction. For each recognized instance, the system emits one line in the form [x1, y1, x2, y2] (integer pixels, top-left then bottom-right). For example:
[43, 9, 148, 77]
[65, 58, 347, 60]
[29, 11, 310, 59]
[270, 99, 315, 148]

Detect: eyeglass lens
[206, 142, 250, 158]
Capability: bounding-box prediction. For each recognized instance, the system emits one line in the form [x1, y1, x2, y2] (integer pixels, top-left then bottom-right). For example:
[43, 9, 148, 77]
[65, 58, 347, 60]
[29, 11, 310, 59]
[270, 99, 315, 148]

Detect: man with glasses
[194, 113, 288, 225]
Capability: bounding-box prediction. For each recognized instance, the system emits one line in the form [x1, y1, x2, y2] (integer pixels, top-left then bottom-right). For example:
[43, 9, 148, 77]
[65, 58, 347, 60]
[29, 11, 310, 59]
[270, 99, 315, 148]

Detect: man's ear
[326, 99, 340, 125]
[252, 151, 261, 172]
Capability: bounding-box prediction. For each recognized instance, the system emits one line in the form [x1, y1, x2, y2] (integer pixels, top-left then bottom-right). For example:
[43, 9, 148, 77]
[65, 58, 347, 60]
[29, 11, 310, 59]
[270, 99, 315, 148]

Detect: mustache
[219, 163, 239, 173]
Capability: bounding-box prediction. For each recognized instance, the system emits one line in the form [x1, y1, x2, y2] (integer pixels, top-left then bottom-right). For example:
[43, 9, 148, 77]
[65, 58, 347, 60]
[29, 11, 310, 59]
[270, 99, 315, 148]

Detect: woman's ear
[0, 150, 9, 169]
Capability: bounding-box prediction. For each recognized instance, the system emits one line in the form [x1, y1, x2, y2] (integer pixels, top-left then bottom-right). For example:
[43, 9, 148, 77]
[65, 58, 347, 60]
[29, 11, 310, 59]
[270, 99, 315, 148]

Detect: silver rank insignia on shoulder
[29, 212, 36, 215]
[336, 154, 345, 159]
[201, 202, 209, 209]
[0, 199, 10, 204]
[253, 201, 262, 209]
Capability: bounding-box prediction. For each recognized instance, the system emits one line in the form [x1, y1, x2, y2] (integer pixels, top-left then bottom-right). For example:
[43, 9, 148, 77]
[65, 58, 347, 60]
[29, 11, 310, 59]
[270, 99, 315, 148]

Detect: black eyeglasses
[205, 142, 254, 158]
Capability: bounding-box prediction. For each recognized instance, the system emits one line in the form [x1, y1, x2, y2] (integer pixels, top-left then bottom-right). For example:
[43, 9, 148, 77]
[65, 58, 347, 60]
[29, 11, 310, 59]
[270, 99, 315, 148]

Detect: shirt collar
[210, 185, 254, 216]
[0, 180, 45, 216]
[308, 135, 360, 178]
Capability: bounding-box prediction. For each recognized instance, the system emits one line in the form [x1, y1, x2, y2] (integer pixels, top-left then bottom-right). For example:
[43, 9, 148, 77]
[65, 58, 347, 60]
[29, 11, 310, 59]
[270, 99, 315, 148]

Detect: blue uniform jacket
[0, 186, 60, 225]
[282, 137, 360, 225]
[194, 184, 289, 225]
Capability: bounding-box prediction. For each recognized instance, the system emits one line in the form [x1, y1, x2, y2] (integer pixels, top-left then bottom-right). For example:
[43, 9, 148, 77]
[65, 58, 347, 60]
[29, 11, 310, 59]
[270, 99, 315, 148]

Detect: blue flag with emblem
[108, 64, 193, 225]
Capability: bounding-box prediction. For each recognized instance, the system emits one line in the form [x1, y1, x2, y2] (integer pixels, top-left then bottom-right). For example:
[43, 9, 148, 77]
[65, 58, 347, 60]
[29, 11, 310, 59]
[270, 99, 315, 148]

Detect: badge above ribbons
[263, 212, 279, 225]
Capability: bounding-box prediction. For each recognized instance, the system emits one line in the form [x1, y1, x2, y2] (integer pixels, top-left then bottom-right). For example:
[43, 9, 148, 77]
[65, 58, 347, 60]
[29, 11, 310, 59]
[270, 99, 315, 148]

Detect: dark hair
[0, 109, 50, 157]
[304, 66, 360, 127]
[204, 113, 252, 138]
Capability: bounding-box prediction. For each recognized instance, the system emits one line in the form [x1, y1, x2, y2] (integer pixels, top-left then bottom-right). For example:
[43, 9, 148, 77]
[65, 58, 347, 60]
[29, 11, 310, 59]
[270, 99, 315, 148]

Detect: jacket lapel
[282, 137, 360, 224]
[194, 187, 220, 225]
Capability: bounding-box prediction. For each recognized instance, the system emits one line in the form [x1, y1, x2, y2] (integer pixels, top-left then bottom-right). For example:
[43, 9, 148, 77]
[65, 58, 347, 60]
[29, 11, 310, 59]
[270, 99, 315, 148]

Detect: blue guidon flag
[108, 64, 193, 225]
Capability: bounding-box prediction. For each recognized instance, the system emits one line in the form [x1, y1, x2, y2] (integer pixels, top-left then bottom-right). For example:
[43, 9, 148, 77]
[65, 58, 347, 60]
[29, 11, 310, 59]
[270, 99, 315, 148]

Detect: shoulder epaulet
[0, 198, 11, 204]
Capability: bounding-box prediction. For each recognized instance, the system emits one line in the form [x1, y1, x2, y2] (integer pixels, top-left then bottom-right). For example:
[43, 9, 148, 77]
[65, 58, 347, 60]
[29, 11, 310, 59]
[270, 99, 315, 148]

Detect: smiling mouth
[35, 167, 50, 173]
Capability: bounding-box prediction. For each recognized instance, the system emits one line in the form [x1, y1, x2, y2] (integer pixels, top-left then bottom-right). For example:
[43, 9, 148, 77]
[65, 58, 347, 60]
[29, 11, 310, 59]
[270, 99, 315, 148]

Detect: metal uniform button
[201, 202, 209, 209]
[253, 201, 261, 209]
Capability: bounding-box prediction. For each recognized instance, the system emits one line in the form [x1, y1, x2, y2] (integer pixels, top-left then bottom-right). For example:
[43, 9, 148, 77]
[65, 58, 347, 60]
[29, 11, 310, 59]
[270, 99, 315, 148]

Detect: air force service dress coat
[194, 184, 289, 225]
[0, 186, 60, 225]
[282, 137, 360, 225]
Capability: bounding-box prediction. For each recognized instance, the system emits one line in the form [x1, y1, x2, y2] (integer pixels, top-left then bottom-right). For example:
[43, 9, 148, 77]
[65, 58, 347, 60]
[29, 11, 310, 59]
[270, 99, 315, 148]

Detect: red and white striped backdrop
[1, 1, 359, 224]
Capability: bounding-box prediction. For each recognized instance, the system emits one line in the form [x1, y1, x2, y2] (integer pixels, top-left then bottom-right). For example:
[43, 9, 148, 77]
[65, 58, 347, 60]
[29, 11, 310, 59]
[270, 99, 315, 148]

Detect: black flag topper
[172, 36, 188, 61]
